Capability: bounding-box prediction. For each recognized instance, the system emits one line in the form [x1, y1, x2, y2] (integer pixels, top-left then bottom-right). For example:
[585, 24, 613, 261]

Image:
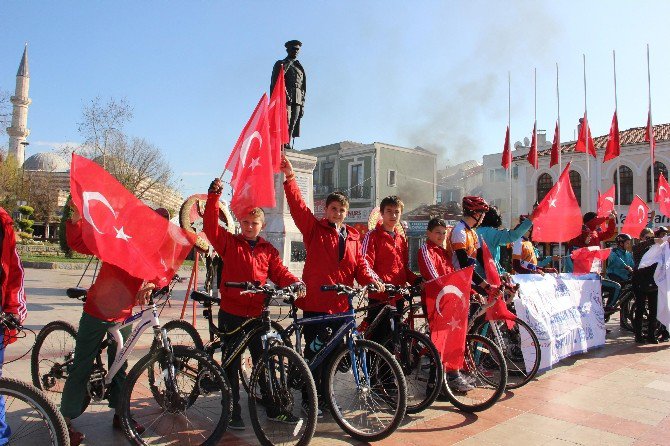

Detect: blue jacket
[606, 247, 634, 281]
[476, 218, 533, 277]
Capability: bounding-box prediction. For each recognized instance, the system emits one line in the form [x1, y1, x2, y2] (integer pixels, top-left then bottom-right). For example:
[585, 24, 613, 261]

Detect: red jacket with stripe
[203, 193, 299, 317]
[418, 240, 454, 281]
[1, 207, 27, 344]
[362, 223, 419, 301]
[284, 179, 376, 313]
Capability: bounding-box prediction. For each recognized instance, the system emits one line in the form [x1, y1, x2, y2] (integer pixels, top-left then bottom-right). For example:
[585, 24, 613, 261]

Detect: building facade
[436, 160, 483, 205]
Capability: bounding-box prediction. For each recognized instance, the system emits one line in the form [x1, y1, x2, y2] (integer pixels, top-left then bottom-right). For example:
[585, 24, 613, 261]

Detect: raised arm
[281, 155, 317, 238]
[203, 179, 232, 257]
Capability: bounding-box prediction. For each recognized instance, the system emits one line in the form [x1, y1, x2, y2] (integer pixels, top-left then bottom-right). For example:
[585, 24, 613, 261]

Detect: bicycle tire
[121, 346, 232, 446]
[0, 377, 70, 446]
[442, 333, 507, 412]
[30, 321, 91, 411]
[473, 318, 540, 389]
[248, 345, 317, 446]
[161, 319, 205, 349]
[619, 290, 635, 332]
[326, 339, 407, 442]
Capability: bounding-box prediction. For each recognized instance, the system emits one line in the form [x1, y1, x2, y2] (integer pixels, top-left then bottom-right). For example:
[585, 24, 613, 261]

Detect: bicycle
[359, 283, 443, 413]
[0, 313, 70, 445]
[30, 277, 232, 445]
[190, 282, 318, 446]
[280, 283, 407, 442]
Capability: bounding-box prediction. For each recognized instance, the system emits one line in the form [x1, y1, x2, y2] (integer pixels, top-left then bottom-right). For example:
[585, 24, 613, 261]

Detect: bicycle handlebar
[225, 281, 260, 290]
[0, 312, 21, 331]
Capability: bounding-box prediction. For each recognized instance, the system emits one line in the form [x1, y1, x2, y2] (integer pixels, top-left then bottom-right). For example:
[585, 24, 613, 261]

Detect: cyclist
[204, 178, 305, 429]
[0, 206, 28, 446]
[511, 216, 557, 275]
[360, 195, 421, 339]
[280, 155, 382, 416]
[605, 234, 634, 313]
[60, 201, 161, 444]
[475, 206, 532, 276]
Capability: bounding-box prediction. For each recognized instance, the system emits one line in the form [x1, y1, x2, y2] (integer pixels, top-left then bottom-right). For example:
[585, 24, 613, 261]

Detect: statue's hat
[284, 40, 302, 49]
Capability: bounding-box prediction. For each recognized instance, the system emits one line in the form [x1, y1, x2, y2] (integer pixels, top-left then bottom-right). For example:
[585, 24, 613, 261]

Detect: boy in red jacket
[361, 195, 421, 339]
[204, 178, 304, 429]
[280, 155, 382, 416]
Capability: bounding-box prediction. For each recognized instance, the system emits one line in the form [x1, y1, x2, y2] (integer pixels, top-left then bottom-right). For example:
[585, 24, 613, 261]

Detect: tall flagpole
[583, 54, 590, 211]
[556, 62, 563, 271]
[508, 71, 512, 229]
[648, 44, 655, 210]
[613, 50, 621, 231]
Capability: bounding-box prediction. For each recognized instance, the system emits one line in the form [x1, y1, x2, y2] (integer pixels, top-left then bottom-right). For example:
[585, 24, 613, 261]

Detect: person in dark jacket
[632, 228, 661, 344]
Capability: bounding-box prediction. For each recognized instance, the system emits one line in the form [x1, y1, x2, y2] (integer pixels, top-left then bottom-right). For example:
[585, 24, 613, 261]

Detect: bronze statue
[271, 40, 306, 147]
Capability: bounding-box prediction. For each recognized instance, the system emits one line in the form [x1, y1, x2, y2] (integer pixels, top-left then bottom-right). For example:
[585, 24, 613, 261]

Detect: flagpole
[508, 71, 512, 229]
[556, 62, 562, 271]
[583, 54, 590, 212]
[648, 44, 655, 211]
[613, 50, 621, 231]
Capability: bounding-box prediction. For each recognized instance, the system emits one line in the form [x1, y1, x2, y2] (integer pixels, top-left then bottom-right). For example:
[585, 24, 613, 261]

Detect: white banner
[512, 273, 606, 372]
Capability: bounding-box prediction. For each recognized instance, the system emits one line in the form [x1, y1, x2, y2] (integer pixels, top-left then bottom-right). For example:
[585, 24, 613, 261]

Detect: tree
[26, 170, 61, 239]
[0, 90, 10, 135]
[0, 149, 27, 210]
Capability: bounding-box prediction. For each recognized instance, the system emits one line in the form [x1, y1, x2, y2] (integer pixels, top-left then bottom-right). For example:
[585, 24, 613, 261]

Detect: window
[437, 190, 443, 203]
[488, 168, 506, 183]
[322, 162, 334, 188]
[647, 161, 668, 202]
[613, 165, 634, 205]
[350, 163, 363, 199]
[388, 169, 397, 187]
[569, 170, 581, 207]
[537, 173, 553, 202]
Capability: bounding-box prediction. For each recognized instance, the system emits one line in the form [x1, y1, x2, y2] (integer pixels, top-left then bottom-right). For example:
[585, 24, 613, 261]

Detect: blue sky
[2, 1, 670, 197]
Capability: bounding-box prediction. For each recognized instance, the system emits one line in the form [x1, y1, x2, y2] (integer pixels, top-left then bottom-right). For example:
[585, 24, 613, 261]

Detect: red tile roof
[512, 123, 670, 161]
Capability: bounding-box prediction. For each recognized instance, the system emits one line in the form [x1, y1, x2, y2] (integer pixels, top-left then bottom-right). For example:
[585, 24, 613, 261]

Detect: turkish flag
[575, 113, 596, 157]
[69, 154, 196, 286]
[656, 173, 670, 218]
[550, 121, 560, 167]
[645, 109, 656, 164]
[597, 185, 616, 218]
[621, 195, 649, 238]
[224, 94, 276, 217]
[481, 241, 516, 328]
[501, 126, 511, 170]
[531, 162, 583, 242]
[603, 111, 620, 162]
[424, 267, 473, 370]
[268, 68, 289, 173]
[571, 247, 611, 275]
[527, 121, 539, 169]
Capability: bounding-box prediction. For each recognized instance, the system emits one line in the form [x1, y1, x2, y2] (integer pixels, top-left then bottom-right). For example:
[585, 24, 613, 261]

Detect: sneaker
[228, 415, 245, 430]
[113, 414, 145, 435]
[447, 375, 474, 393]
[302, 400, 322, 418]
[268, 411, 300, 424]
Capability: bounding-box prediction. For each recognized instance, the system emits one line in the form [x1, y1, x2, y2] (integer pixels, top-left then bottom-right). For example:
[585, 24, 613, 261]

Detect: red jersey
[418, 240, 454, 281]
[1, 207, 27, 344]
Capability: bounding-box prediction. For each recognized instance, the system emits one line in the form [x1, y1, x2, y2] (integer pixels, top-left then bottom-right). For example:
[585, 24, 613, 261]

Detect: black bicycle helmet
[481, 206, 503, 228]
[615, 233, 632, 244]
[462, 196, 489, 216]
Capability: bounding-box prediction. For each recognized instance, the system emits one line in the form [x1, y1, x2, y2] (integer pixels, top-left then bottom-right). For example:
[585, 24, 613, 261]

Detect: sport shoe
[448, 375, 474, 393]
[113, 414, 145, 435]
[301, 400, 322, 418]
[228, 415, 245, 430]
[268, 411, 300, 424]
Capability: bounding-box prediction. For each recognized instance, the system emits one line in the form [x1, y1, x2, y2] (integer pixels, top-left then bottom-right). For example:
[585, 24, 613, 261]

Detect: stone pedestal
[262, 151, 317, 278]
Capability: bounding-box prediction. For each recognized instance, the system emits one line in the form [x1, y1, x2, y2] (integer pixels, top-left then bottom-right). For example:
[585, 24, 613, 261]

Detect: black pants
[364, 299, 404, 345]
[632, 269, 658, 340]
[218, 310, 263, 418]
[287, 104, 303, 140]
[302, 312, 346, 400]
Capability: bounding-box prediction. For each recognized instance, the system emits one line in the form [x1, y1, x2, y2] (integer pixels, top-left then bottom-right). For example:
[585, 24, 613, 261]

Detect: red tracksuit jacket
[203, 193, 299, 317]
[284, 179, 375, 314]
[418, 240, 454, 281]
[1, 207, 27, 344]
[362, 223, 418, 301]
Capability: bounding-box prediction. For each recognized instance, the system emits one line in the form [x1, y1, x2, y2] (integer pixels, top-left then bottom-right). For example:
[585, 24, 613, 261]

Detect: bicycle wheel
[619, 290, 636, 332]
[248, 345, 317, 446]
[240, 321, 290, 395]
[326, 339, 407, 442]
[391, 329, 443, 413]
[0, 377, 70, 445]
[121, 346, 232, 445]
[30, 321, 84, 407]
[442, 334, 507, 412]
[162, 319, 204, 349]
[474, 319, 540, 389]
[401, 303, 429, 334]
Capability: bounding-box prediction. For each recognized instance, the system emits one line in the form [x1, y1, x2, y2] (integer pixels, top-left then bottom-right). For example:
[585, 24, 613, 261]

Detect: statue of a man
[271, 40, 306, 147]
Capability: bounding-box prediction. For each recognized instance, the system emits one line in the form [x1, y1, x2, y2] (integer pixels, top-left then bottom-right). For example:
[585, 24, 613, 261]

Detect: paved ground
[5, 268, 670, 445]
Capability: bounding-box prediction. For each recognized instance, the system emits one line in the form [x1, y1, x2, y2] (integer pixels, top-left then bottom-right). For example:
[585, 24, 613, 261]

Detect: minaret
[7, 44, 31, 167]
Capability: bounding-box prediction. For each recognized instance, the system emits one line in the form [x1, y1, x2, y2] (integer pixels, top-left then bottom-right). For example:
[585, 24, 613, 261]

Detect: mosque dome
[23, 152, 69, 172]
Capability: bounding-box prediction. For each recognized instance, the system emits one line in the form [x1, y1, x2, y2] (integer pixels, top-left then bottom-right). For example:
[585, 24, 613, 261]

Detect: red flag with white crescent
[656, 173, 670, 218]
[597, 185, 616, 218]
[620, 195, 649, 238]
[269, 68, 289, 173]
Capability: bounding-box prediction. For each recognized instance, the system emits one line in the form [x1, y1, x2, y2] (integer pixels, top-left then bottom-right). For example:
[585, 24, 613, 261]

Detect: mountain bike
[0, 313, 70, 445]
[30, 278, 232, 445]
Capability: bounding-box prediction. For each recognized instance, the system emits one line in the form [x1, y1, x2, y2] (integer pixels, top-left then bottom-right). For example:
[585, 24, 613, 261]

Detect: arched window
[537, 173, 554, 202]
[613, 165, 634, 205]
[647, 161, 668, 202]
[569, 170, 582, 207]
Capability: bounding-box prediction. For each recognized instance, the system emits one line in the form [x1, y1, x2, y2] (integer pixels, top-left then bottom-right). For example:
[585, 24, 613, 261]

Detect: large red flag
[69, 154, 196, 287]
[531, 162, 583, 242]
[575, 113, 596, 157]
[527, 122, 538, 169]
[224, 94, 276, 217]
[620, 195, 649, 238]
[597, 185, 616, 218]
[501, 126, 511, 170]
[268, 68, 289, 173]
[549, 121, 560, 167]
[424, 267, 473, 370]
[656, 173, 670, 218]
[645, 109, 656, 164]
[481, 240, 516, 328]
[571, 247, 611, 275]
[603, 111, 620, 162]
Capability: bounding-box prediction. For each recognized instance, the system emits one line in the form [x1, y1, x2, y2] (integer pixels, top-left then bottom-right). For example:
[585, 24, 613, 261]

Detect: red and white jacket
[203, 193, 299, 317]
[418, 240, 454, 281]
[362, 223, 419, 301]
[1, 207, 27, 344]
[284, 179, 376, 314]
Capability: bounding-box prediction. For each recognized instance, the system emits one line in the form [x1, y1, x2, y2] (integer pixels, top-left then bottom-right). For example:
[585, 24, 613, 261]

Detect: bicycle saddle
[66, 287, 88, 300]
[190, 290, 221, 306]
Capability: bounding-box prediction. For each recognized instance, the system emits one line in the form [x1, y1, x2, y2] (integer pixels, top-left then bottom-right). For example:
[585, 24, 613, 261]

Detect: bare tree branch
[0, 90, 11, 135]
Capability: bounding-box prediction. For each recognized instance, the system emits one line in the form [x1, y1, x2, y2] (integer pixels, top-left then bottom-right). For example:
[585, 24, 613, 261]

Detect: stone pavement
[5, 268, 670, 445]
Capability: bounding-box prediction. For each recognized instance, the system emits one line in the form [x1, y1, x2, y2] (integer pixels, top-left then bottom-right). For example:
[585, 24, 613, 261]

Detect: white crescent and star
[637, 205, 646, 224]
[82, 191, 131, 242]
[239, 131, 262, 169]
[435, 285, 464, 317]
[605, 196, 614, 203]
